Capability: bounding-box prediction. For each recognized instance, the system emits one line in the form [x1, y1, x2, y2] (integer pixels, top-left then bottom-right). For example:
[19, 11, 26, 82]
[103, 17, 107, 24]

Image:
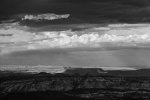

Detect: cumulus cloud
[1, 23, 150, 54]
[0, 22, 35, 45]
[21, 13, 70, 21]
[29, 30, 150, 49]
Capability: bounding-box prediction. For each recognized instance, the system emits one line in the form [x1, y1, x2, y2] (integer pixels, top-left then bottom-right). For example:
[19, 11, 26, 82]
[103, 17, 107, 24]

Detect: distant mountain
[106, 69, 150, 76]
[63, 68, 150, 76]
[64, 68, 107, 76]
[1, 66, 150, 76]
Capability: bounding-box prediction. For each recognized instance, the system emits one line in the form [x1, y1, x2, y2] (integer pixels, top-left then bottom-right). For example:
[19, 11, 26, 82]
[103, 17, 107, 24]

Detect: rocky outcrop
[1, 71, 150, 99]
[1, 76, 150, 93]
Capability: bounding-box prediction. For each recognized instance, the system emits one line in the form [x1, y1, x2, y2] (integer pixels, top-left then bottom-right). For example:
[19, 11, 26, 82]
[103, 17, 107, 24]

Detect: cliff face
[1, 76, 150, 92]
[1, 70, 150, 100]
[64, 68, 106, 76]
[1, 75, 150, 99]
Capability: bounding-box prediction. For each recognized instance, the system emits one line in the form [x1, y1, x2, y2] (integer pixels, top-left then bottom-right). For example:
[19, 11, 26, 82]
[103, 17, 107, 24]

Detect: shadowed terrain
[1, 68, 150, 100]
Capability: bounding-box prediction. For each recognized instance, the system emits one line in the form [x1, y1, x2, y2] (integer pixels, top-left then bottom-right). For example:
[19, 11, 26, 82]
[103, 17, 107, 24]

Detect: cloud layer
[1, 23, 150, 54]
[21, 13, 70, 21]
[1, 0, 150, 23]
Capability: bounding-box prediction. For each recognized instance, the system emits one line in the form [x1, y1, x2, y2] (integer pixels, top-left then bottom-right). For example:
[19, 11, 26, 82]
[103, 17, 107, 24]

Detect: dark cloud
[1, 0, 150, 23]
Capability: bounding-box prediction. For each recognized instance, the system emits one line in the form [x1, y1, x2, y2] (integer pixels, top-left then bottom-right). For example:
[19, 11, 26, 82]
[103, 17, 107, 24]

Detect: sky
[1, 0, 150, 23]
[1, 0, 150, 71]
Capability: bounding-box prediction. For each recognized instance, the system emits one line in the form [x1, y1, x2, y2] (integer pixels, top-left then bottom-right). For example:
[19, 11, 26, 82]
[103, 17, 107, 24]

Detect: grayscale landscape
[1, 0, 150, 100]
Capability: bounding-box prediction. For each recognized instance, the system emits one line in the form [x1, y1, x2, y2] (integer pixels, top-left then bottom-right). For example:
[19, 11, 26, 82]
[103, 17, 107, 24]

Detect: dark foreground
[1, 71, 150, 100]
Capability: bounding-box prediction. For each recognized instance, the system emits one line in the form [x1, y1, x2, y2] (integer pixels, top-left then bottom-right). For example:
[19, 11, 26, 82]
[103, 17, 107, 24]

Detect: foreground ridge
[1, 71, 150, 100]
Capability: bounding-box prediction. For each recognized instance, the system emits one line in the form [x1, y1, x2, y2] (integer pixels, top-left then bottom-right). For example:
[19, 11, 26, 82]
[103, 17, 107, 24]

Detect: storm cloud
[1, 0, 150, 23]
[1, 22, 150, 55]
[1, 0, 150, 70]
